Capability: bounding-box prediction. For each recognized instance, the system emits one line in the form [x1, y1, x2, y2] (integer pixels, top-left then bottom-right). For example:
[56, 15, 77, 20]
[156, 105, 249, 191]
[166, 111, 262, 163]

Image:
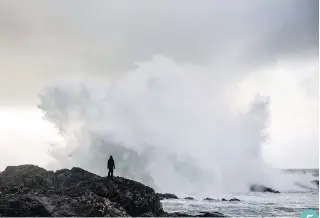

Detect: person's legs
[108, 169, 111, 178]
[110, 169, 114, 179]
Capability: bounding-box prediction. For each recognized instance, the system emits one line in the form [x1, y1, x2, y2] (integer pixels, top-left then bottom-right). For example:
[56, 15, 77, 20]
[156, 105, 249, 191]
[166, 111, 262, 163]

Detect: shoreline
[0, 164, 225, 217]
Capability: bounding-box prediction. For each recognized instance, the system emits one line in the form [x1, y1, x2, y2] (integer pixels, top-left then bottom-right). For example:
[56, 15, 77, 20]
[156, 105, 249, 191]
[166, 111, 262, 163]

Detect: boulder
[229, 198, 240, 202]
[184, 197, 195, 200]
[156, 193, 179, 200]
[196, 212, 225, 217]
[203, 197, 215, 201]
[221, 198, 227, 201]
[249, 184, 280, 193]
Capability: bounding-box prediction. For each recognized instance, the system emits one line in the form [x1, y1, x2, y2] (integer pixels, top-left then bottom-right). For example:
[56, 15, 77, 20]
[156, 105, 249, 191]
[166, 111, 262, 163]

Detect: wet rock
[0, 195, 51, 217]
[162, 211, 226, 217]
[196, 212, 226, 217]
[229, 198, 240, 202]
[184, 197, 195, 200]
[0, 165, 226, 217]
[0, 165, 161, 217]
[0, 165, 54, 191]
[156, 193, 179, 200]
[249, 184, 280, 193]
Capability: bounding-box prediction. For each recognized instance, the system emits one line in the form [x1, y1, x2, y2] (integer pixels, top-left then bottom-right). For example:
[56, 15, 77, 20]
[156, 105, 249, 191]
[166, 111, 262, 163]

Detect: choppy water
[162, 169, 319, 217]
[162, 191, 318, 217]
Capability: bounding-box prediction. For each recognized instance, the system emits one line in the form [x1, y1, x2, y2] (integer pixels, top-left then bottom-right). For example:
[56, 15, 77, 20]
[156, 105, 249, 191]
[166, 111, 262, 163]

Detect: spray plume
[38, 56, 306, 195]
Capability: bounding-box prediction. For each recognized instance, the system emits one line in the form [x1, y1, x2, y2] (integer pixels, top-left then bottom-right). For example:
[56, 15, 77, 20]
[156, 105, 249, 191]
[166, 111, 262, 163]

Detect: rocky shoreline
[2, 165, 312, 217]
[0, 165, 225, 217]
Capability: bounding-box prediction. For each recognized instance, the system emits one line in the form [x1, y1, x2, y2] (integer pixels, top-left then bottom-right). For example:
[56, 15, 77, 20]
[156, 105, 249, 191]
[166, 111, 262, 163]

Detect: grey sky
[0, 0, 318, 171]
[0, 0, 318, 106]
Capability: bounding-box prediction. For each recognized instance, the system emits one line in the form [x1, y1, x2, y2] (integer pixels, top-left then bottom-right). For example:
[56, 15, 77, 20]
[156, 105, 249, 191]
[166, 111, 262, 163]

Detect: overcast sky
[0, 0, 318, 170]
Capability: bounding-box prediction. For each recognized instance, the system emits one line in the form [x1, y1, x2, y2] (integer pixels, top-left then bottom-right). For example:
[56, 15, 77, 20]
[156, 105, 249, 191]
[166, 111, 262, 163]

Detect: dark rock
[0, 165, 160, 217]
[249, 184, 280, 193]
[229, 198, 240, 202]
[0, 191, 129, 217]
[156, 193, 179, 200]
[311, 180, 319, 187]
[140, 211, 155, 217]
[184, 197, 195, 200]
[161, 211, 226, 217]
[0, 165, 226, 217]
[197, 212, 226, 217]
[221, 198, 227, 201]
[0, 195, 51, 217]
[203, 197, 215, 201]
[0, 165, 54, 191]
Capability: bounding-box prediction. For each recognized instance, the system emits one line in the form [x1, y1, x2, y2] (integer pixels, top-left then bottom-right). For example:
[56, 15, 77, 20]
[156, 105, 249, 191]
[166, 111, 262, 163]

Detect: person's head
[110, 155, 113, 159]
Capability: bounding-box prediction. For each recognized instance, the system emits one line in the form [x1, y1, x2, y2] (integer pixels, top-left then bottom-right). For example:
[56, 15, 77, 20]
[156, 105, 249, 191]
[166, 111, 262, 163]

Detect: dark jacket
[108, 157, 115, 169]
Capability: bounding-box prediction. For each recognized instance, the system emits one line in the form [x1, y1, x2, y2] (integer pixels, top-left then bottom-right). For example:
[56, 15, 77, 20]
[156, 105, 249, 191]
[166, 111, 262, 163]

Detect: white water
[38, 56, 315, 195]
[162, 191, 319, 217]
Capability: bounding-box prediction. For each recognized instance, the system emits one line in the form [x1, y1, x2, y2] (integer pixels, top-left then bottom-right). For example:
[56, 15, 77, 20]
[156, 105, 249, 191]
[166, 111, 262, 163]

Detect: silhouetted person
[108, 155, 115, 179]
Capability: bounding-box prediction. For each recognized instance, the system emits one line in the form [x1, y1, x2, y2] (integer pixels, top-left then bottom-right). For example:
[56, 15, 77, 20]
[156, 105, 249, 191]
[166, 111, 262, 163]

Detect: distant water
[161, 169, 319, 217]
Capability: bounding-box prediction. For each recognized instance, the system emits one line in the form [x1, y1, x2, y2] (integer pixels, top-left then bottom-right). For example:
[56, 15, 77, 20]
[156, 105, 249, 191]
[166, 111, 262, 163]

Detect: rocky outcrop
[156, 193, 178, 200]
[184, 197, 195, 200]
[0, 165, 225, 217]
[0, 165, 161, 217]
[249, 184, 280, 193]
[204, 197, 240, 202]
[228, 198, 240, 202]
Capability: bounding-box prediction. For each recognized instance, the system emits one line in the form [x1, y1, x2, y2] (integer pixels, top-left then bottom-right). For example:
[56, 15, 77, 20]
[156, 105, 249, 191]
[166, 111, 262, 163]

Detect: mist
[38, 56, 305, 195]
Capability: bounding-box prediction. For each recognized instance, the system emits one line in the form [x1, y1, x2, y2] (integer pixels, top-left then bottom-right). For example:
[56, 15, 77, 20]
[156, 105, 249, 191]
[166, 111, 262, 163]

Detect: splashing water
[38, 56, 316, 195]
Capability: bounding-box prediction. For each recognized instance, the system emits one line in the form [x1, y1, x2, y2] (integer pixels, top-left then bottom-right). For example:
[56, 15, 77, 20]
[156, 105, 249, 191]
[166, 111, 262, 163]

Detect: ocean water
[162, 192, 318, 217]
[161, 170, 319, 217]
